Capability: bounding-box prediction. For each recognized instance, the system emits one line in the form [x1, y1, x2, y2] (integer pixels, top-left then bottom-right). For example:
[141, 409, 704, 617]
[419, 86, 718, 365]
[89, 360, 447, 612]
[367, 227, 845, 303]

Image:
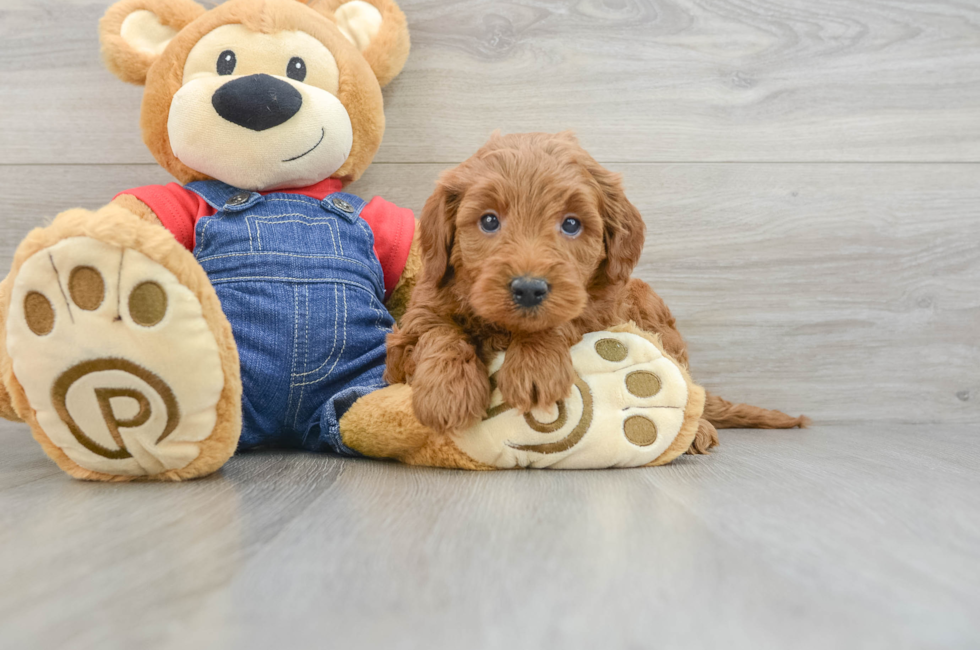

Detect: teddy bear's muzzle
[211, 74, 303, 132]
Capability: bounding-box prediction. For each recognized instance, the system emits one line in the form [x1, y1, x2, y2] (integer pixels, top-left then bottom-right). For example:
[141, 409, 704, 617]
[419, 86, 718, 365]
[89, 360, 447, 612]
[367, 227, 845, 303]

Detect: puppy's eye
[288, 57, 307, 82]
[560, 215, 583, 237]
[217, 50, 237, 76]
[479, 213, 501, 234]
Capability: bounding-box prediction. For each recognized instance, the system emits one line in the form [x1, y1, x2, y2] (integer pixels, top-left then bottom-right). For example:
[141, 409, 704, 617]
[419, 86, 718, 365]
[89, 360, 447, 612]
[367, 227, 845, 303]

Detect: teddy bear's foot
[342, 323, 705, 470]
[0, 372, 19, 422]
[2, 209, 241, 481]
[453, 324, 705, 469]
[339, 383, 497, 470]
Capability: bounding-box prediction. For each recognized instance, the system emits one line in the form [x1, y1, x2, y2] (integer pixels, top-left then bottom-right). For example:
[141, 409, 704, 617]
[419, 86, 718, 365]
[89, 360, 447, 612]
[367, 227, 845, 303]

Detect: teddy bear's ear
[100, 0, 206, 85]
[311, 0, 411, 87]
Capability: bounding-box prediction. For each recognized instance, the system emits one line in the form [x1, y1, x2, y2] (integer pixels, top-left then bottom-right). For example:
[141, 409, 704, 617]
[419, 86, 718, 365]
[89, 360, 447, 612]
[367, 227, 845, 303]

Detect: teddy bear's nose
[211, 74, 303, 132]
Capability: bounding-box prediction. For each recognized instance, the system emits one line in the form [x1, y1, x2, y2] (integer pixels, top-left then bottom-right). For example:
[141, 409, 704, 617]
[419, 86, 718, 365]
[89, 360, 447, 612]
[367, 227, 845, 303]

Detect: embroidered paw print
[593, 337, 666, 446]
[7, 237, 225, 477]
[454, 330, 696, 469]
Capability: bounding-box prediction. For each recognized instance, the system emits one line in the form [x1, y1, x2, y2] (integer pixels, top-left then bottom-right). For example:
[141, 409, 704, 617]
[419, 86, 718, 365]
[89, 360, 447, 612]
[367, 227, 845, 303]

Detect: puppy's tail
[704, 392, 809, 429]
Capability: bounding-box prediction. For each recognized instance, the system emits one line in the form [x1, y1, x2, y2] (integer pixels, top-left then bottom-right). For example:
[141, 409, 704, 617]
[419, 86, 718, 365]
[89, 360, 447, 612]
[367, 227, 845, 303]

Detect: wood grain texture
[1, 421, 978, 649]
[2, 0, 980, 164]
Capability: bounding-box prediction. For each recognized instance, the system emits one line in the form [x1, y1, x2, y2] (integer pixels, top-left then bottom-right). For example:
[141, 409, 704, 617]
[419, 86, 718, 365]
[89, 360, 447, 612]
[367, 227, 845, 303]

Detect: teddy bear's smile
[283, 127, 326, 163]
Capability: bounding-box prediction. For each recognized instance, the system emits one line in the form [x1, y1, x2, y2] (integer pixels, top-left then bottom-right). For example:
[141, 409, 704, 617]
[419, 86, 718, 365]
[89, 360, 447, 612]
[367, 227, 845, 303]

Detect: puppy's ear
[311, 0, 411, 87]
[419, 173, 463, 290]
[100, 0, 205, 85]
[590, 162, 645, 285]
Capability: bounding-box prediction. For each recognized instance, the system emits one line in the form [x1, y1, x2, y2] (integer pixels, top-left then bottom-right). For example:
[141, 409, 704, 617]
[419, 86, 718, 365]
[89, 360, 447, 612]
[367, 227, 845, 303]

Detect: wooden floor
[1, 0, 978, 648]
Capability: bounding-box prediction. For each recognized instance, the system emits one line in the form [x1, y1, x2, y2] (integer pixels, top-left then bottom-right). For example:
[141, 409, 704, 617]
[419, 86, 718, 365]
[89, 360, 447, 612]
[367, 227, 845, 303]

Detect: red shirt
[117, 178, 415, 299]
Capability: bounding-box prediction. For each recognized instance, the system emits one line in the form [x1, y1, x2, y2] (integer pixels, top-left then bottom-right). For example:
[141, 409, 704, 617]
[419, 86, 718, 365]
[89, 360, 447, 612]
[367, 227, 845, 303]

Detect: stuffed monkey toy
[0, 0, 706, 480]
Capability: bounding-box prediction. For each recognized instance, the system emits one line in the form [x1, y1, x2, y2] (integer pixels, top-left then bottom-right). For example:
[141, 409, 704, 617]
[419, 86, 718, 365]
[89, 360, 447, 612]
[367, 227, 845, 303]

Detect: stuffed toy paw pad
[453, 328, 704, 469]
[5, 235, 230, 479]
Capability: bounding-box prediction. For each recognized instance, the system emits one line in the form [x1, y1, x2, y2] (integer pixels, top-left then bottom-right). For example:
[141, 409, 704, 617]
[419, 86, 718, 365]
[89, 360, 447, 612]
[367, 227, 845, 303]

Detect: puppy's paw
[455, 328, 705, 469]
[497, 344, 575, 412]
[410, 333, 491, 434]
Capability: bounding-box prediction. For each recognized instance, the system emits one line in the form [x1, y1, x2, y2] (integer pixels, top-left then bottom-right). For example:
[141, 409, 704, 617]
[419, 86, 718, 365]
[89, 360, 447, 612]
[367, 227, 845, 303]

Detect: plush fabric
[168, 26, 355, 190]
[107, 0, 393, 186]
[100, 0, 205, 85]
[8, 237, 226, 476]
[310, 0, 410, 87]
[340, 323, 705, 469]
[1, 206, 242, 481]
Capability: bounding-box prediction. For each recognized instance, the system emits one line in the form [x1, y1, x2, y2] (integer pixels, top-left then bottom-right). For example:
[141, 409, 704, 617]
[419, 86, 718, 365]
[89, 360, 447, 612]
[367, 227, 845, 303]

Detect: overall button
[331, 197, 354, 213]
[226, 192, 251, 207]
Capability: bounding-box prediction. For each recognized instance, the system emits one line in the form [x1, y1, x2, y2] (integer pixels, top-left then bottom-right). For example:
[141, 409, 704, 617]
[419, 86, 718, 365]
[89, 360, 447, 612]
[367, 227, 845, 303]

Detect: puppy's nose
[212, 74, 303, 131]
[510, 277, 550, 309]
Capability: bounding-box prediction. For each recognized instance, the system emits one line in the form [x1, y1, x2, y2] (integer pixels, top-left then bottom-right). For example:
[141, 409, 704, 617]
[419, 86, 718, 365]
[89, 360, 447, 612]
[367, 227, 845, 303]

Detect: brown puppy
[386, 132, 804, 450]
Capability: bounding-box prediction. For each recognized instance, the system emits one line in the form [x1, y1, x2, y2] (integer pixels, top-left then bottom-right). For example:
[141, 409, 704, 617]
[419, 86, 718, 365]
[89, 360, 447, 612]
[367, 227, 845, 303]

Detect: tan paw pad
[6, 237, 225, 477]
[453, 331, 694, 469]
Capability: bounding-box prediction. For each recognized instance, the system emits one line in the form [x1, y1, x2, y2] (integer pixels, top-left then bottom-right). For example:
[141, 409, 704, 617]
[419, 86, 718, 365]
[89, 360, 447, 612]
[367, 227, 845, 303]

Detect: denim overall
[186, 181, 394, 453]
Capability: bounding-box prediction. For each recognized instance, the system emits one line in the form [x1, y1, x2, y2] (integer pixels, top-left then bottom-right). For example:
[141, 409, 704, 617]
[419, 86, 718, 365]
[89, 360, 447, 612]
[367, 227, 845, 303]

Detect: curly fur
[387, 132, 805, 446]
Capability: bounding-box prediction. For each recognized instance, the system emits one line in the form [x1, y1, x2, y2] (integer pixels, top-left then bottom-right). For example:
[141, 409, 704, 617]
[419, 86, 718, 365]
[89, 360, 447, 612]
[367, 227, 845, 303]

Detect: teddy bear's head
[99, 0, 409, 190]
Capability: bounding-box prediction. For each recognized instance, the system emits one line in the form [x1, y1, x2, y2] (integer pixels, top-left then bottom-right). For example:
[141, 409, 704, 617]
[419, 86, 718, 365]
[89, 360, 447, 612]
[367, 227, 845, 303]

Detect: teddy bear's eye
[217, 50, 237, 76]
[287, 57, 307, 82]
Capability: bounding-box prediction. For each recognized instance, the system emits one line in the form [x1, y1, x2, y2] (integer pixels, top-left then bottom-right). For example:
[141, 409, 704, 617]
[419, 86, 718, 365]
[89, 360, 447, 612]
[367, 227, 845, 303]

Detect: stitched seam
[264, 197, 320, 206]
[195, 251, 378, 276]
[250, 214, 338, 250]
[254, 215, 341, 224]
[246, 211, 255, 253]
[285, 285, 301, 425]
[207, 277, 378, 294]
[621, 406, 683, 410]
[293, 282, 340, 379]
[115, 248, 125, 319]
[371, 295, 390, 338]
[354, 216, 384, 292]
[293, 284, 348, 387]
[329, 284, 348, 380]
[186, 183, 234, 211]
[335, 218, 344, 256]
[348, 211, 383, 294]
[200, 215, 218, 253]
[327, 219, 340, 256]
[293, 285, 310, 429]
[250, 216, 342, 254]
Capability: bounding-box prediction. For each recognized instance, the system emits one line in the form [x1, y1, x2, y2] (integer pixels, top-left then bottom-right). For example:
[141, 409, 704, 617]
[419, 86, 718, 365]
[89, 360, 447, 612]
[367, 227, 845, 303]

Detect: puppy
[386, 132, 804, 450]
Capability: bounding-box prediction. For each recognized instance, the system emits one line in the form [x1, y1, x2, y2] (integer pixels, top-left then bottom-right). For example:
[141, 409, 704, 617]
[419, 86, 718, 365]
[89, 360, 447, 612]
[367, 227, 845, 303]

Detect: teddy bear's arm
[109, 195, 165, 228]
[384, 219, 421, 324]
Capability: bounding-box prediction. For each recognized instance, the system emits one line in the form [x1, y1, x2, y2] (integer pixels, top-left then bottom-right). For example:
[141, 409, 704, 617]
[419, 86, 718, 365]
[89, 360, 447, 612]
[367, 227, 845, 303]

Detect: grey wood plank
[3, 0, 980, 165]
[1, 162, 977, 426]
[0, 419, 978, 649]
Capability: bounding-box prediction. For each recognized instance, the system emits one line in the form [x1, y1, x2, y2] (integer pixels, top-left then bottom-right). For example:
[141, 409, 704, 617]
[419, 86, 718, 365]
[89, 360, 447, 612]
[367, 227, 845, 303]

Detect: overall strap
[320, 192, 368, 223]
[185, 181, 265, 212]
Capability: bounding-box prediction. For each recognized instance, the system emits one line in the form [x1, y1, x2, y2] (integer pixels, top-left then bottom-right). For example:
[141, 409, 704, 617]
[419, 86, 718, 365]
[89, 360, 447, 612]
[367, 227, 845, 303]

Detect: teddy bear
[0, 0, 708, 481]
